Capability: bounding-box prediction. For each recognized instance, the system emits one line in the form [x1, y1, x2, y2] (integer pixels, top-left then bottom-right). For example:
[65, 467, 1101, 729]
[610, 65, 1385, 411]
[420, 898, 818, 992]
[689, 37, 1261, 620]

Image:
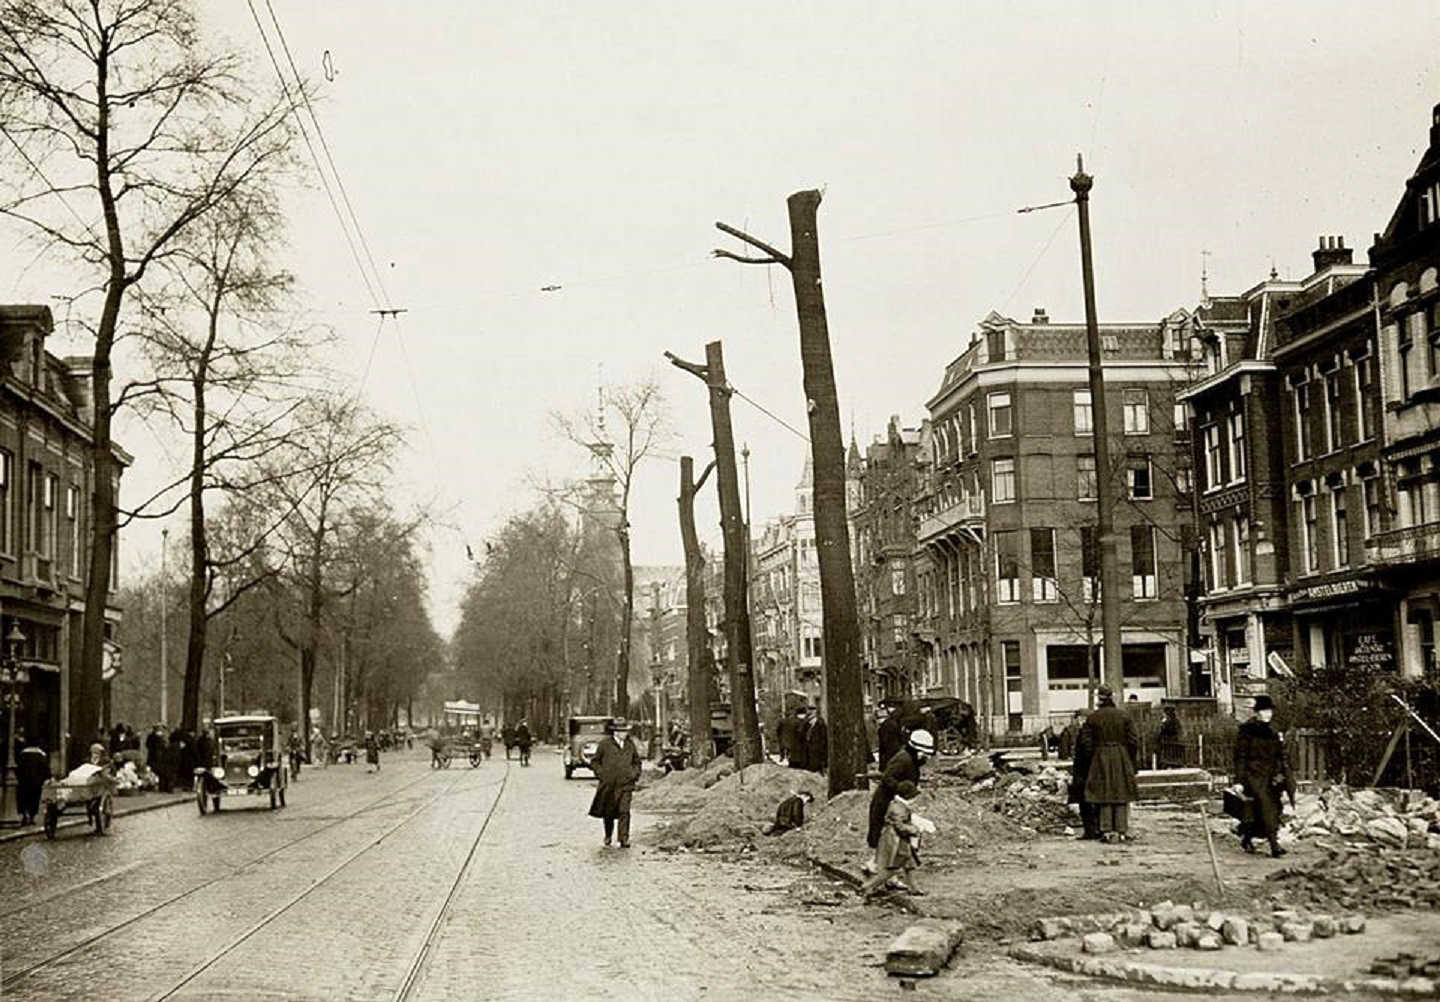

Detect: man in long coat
[803, 707, 828, 775]
[876, 702, 905, 769]
[1077, 686, 1139, 842]
[863, 728, 933, 875]
[1232, 694, 1294, 857]
[588, 718, 643, 847]
[777, 707, 805, 768]
[1067, 710, 1100, 839]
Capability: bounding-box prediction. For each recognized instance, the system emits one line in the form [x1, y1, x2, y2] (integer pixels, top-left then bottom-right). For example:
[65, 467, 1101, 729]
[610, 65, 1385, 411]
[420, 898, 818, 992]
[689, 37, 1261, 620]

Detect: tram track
[146, 763, 509, 1002]
[0, 766, 452, 991]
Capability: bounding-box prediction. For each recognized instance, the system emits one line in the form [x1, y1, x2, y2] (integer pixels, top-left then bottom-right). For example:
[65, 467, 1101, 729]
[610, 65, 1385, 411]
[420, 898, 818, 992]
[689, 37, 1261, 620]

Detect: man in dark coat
[763, 791, 815, 835]
[501, 723, 516, 760]
[1232, 694, 1294, 857]
[803, 707, 828, 775]
[1058, 711, 1083, 762]
[1156, 706, 1184, 769]
[1077, 686, 1139, 842]
[588, 718, 643, 847]
[777, 707, 805, 768]
[16, 739, 48, 825]
[864, 728, 933, 875]
[514, 720, 532, 766]
[1066, 711, 1099, 839]
[876, 702, 906, 769]
[146, 725, 169, 792]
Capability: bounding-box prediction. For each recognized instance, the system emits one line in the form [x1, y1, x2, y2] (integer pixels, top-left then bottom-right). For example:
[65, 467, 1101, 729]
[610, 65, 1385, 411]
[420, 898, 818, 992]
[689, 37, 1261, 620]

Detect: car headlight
[211, 766, 225, 780]
[247, 765, 260, 778]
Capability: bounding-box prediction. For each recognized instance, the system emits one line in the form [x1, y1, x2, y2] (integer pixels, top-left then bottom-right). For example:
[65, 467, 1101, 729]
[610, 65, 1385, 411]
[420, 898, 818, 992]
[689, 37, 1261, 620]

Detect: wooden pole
[1199, 801, 1225, 896]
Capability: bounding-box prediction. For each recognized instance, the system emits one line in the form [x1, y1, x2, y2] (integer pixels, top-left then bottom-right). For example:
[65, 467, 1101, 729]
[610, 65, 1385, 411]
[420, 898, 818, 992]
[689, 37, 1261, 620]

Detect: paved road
[0, 747, 1372, 1001]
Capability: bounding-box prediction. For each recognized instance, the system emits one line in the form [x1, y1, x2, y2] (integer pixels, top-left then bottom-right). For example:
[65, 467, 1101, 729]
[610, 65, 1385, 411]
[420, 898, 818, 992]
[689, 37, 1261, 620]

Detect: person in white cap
[863, 728, 933, 875]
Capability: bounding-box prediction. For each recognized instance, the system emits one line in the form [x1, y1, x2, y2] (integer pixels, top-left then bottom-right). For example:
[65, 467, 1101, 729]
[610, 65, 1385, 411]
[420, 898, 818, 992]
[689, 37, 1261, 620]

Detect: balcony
[917, 496, 985, 548]
[1372, 521, 1440, 566]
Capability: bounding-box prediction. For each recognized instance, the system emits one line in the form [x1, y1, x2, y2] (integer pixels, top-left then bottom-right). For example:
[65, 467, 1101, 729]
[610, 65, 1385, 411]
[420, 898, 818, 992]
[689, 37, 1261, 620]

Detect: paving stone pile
[1268, 843, 1440, 913]
[1281, 786, 1440, 848]
[1032, 901, 1367, 956]
[1369, 953, 1440, 979]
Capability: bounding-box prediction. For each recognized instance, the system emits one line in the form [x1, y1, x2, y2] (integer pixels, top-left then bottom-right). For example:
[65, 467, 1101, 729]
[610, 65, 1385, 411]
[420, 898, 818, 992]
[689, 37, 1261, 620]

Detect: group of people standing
[775, 705, 828, 772]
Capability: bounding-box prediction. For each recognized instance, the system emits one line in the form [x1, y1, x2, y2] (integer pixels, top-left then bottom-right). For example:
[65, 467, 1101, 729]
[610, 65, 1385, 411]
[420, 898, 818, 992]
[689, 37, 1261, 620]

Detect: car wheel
[196, 786, 209, 815]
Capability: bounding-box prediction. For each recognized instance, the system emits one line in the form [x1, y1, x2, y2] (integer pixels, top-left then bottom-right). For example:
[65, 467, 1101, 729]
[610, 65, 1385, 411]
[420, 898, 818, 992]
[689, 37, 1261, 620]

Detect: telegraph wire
[1001, 206, 1075, 312]
[728, 384, 810, 443]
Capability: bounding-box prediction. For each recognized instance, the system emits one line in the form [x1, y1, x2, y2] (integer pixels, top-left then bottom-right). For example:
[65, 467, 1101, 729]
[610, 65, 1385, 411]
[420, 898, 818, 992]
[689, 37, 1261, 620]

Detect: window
[1073, 389, 1092, 435]
[1131, 525, 1157, 599]
[802, 634, 822, 660]
[1363, 476, 1381, 540]
[988, 392, 1012, 438]
[1204, 424, 1222, 490]
[891, 569, 905, 596]
[1399, 324, 1414, 399]
[1127, 457, 1153, 500]
[1325, 368, 1342, 452]
[1228, 406, 1246, 481]
[1122, 388, 1149, 434]
[0, 450, 9, 555]
[992, 458, 1015, 503]
[1003, 641, 1023, 732]
[995, 530, 1020, 603]
[1301, 494, 1318, 573]
[968, 404, 977, 454]
[1294, 382, 1313, 460]
[42, 474, 56, 560]
[1077, 454, 1097, 501]
[1332, 485, 1349, 568]
[1431, 304, 1440, 379]
[1030, 527, 1057, 602]
[1355, 354, 1375, 440]
[66, 485, 80, 578]
[892, 614, 906, 645]
[1080, 525, 1099, 603]
[1235, 516, 1251, 585]
[1175, 465, 1193, 496]
[1209, 521, 1226, 591]
[1173, 402, 1189, 436]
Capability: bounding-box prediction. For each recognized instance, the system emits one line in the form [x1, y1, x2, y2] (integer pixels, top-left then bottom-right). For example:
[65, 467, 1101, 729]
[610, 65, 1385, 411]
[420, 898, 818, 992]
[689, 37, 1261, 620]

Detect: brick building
[915, 308, 1198, 735]
[0, 305, 128, 761]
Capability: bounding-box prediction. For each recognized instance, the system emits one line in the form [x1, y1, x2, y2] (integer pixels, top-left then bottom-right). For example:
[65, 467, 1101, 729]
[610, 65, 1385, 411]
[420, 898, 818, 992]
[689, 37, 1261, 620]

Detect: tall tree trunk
[785, 190, 865, 797]
[182, 309, 219, 731]
[679, 456, 716, 765]
[617, 525, 633, 712]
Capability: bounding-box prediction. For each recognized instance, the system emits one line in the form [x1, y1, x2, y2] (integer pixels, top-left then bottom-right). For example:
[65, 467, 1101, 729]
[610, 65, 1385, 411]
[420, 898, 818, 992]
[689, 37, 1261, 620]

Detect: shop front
[1289, 575, 1398, 676]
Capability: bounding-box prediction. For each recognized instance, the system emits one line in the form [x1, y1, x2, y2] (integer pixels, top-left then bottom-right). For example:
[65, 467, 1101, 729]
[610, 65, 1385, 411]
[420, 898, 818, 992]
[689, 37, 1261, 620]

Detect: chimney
[1432, 102, 1440, 147]
[1031, 307, 1049, 325]
[1311, 235, 1353, 273]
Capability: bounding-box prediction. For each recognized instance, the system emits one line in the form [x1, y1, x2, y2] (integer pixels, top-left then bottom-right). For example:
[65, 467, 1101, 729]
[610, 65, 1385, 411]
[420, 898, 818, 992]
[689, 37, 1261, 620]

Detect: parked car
[563, 715, 611, 779]
[195, 715, 289, 813]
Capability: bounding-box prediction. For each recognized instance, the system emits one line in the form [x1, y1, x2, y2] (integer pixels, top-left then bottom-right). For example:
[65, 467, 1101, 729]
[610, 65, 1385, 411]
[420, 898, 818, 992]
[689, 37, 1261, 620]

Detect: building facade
[0, 305, 127, 762]
[915, 308, 1199, 735]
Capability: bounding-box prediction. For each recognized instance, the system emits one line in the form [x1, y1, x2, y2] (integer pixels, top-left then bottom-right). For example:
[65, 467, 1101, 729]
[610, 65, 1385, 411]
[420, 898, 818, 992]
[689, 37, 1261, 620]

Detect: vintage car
[563, 715, 611, 779]
[195, 714, 290, 813]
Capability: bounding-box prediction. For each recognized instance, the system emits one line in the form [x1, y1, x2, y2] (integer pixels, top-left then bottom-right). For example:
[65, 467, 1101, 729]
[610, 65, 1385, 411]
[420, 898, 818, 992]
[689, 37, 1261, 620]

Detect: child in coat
[859, 780, 927, 898]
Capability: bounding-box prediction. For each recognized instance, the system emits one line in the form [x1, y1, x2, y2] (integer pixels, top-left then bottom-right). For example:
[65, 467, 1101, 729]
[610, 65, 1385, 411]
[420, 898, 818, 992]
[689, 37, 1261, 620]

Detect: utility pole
[665, 341, 763, 768]
[1071, 155, 1125, 696]
[159, 527, 168, 724]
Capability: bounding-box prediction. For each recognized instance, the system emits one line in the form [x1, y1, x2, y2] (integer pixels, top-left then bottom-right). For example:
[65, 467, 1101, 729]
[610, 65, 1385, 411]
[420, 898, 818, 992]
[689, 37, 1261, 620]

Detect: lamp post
[1, 623, 29, 828]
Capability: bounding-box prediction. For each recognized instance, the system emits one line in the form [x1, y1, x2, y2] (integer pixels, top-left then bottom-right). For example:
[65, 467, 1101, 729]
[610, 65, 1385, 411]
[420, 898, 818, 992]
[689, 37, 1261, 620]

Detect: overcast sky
[9, 2, 1440, 637]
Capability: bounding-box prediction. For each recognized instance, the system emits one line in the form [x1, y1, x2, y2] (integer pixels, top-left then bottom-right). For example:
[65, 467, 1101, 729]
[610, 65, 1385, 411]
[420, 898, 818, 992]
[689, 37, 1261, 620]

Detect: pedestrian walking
[1077, 686, 1139, 843]
[778, 706, 806, 768]
[364, 731, 381, 773]
[876, 701, 905, 769]
[588, 718, 642, 848]
[803, 706, 828, 775]
[863, 728, 933, 876]
[16, 739, 48, 825]
[501, 722, 516, 760]
[514, 720, 532, 766]
[859, 780, 925, 898]
[1230, 694, 1294, 858]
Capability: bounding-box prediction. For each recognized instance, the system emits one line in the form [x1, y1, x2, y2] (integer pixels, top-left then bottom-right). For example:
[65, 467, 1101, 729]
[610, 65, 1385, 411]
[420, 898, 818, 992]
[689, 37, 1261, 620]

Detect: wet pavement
[0, 747, 1390, 1000]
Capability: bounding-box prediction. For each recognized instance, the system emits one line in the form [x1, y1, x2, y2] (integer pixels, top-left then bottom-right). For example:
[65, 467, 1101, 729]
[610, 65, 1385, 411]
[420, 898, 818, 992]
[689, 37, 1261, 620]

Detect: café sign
[1347, 630, 1395, 670]
[1291, 577, 1370, 604]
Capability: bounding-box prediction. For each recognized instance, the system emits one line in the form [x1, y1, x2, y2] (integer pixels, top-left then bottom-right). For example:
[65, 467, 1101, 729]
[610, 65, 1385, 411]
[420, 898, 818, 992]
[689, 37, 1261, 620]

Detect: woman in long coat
[588, 719, 642, 848]
[1078, 686, 1139, 842]
[1232, 694, 1293, 857]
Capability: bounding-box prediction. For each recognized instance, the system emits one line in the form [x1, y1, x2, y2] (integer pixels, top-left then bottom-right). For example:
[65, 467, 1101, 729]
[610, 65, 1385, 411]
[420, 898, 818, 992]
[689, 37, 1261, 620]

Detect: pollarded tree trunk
[678, 456, 716, 764]
[785, 190, 866, 797]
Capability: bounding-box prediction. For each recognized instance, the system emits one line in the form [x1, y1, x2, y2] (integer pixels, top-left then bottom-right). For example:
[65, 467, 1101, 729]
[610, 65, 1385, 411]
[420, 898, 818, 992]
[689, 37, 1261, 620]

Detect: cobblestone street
[0, 748, 1380, 1001]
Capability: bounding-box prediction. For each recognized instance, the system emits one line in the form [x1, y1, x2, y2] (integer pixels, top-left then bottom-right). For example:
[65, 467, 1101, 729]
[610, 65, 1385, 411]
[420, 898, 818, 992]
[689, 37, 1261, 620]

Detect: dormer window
[1420, 181, 1440, 228]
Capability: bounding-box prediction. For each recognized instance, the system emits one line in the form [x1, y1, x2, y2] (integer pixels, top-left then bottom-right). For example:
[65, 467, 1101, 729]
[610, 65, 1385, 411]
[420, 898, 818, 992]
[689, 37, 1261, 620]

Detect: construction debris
[1268, 844, 1440, 913]
[1281, 786, 1440, 847]
[885, 920, 964, 977]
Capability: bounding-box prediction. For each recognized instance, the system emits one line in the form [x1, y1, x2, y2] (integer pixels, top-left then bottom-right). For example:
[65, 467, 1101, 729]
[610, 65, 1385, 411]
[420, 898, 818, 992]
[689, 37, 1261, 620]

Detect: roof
[214, 715, 276, 725]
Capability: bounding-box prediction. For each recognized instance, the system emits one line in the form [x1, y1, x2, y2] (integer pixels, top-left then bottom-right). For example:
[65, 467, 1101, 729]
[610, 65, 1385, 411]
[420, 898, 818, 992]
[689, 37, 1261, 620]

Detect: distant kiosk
[442, 700, 482, 730]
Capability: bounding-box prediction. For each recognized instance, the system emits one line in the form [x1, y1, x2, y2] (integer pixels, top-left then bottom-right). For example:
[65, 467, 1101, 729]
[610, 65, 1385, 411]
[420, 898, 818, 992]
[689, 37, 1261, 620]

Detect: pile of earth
[642, 761, 828, 848]
[633, 755, 736, 811]
[989, 766, 1074, 835]
[1282, 786, 1440, 849]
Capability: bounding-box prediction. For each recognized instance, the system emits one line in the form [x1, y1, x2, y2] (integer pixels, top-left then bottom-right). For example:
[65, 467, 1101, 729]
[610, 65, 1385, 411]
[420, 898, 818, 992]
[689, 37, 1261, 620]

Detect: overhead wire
[727, 384, 810, 443]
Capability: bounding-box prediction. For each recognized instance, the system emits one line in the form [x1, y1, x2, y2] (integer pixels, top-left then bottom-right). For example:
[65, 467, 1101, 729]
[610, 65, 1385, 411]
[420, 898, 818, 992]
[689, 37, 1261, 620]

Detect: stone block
[1146, 929, 1177, 950]
[1032, 917, 1068, 941]
[1196, 932, 1223, 951]
[1173, 922, 1203, 948]
[1270, 909, 1301, 928]
[1116, 923, 1150, 949]
[1341, 914, 1367, 934]
[1080, 932, 1116, 955]
[1399, 976, 1437, 995]
[1221, 917, 1249, 946]
[1280, 921, 1314, 943]
[1204, 911, 1226, 932]
[1311, 915, 1337, 939]
[1256, 931, 1285, 952]
[1171, 904, 1195, 926]
[885, 920, 964, 977]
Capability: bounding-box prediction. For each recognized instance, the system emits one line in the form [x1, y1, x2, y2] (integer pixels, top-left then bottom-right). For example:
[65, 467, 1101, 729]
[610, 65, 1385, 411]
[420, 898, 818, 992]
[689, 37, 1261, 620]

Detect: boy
[859, 780, 927, 898]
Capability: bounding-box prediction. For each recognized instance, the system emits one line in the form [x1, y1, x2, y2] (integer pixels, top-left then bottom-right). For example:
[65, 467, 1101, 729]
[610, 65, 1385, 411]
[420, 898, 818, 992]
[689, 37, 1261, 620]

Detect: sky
[7, 2, 1440, 638]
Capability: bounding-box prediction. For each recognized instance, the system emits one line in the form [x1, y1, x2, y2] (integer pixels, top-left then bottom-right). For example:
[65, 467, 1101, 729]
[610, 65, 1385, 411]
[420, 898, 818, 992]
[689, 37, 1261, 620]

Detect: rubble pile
[633, 755, 734, 811]
[1268, 844, 1440, 914]
[649, 762, 826, 848]
[990, 767, 1073, 835]
[1281, 786, 1440, 848]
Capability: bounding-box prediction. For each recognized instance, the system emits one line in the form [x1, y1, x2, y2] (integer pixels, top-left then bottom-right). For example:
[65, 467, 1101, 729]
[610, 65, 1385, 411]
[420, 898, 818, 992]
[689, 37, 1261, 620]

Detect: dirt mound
[633, 756, 735, 811]
[648, 762, 826, 848]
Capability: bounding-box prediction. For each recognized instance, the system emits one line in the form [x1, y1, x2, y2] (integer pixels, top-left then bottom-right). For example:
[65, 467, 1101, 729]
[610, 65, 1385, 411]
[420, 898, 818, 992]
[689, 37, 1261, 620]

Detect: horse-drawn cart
[40, 771, 117, 840]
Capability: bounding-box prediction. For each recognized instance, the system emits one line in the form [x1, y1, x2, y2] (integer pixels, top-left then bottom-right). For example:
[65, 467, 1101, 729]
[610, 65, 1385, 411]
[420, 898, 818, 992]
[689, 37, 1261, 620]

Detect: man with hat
[1076, 685, 1139, 843]
[777, 705, 807, 769]
[1231, 694, 1294, 857]
[588, 718, 643, 848]
[863, 728, 934, 875]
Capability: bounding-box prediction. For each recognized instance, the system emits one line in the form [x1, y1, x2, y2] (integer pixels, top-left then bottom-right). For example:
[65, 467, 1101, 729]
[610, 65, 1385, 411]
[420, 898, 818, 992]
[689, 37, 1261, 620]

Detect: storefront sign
[1291, 578, 1370, 603]
[1347, 630, 1395, 670]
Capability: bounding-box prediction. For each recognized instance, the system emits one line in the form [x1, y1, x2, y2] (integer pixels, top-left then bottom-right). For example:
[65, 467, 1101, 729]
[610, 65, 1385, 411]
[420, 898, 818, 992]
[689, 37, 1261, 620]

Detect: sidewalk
[0, 786, 191, 843]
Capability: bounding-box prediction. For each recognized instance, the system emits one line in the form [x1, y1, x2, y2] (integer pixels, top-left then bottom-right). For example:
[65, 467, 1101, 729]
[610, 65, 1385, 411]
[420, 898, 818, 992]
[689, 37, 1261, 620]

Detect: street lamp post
[1, 623, 30, 828]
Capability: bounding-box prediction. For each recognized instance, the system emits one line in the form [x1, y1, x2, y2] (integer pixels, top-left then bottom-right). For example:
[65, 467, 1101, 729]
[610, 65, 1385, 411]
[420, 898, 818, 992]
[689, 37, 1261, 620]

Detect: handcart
[40, 771, 118, 840]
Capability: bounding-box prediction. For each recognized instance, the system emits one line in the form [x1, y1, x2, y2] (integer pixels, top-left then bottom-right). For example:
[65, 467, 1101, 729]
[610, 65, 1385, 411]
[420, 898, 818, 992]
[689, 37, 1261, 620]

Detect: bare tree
[552, 379, 669, 713]
[0, 0, 297, 762]
[714, 191, 866, 796]
[677, 455, 717, 764]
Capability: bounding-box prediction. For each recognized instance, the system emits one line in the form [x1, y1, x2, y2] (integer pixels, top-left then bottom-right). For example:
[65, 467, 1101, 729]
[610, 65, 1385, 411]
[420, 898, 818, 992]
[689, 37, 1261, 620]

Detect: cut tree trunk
[678, 456, 716, 765]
